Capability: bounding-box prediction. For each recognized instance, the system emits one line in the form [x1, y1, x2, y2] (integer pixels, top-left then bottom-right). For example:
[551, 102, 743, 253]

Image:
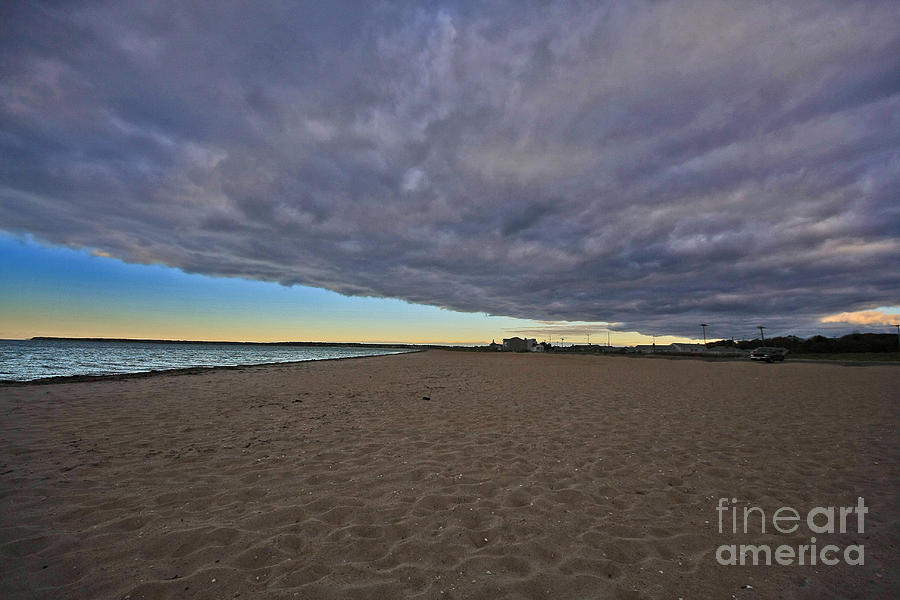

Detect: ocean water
[0, 339, 414, 382]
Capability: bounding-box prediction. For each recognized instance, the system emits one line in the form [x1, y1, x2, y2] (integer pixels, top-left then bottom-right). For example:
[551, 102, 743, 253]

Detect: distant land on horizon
[23, 332, 900, 355]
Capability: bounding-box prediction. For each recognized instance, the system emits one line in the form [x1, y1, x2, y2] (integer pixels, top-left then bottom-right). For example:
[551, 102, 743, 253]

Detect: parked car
[749, 347, 788, 362]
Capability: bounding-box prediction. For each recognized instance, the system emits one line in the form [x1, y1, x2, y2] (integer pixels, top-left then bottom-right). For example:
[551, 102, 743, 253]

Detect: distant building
[503, 337, 526, 351]
[668, 343, 707, 353]
[503, 337, 537, 352]
[633, 344, 659, 353]
[488, 339, 503, 351]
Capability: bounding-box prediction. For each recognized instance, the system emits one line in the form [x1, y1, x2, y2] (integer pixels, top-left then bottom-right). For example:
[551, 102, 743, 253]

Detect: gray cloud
[2, 0, 899, 338]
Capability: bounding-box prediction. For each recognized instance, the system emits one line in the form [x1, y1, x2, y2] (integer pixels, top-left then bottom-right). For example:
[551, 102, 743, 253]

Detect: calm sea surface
[0, 339, 414, 382]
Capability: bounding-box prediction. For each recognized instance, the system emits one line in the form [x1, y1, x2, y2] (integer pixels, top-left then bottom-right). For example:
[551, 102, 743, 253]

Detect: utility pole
[607, 331, 610, 347]
[893, 324, 900, 352]
[700, 323, 708, 346]
[587, 333, 590, 346]
[758, 326, 766, 343]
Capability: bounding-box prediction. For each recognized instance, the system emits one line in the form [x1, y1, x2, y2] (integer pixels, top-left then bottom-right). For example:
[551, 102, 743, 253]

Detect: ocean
[0, 339, 414, 382]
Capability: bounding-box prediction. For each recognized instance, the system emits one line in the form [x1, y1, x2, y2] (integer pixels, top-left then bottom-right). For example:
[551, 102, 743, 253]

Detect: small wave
[0, 340, 414, 382]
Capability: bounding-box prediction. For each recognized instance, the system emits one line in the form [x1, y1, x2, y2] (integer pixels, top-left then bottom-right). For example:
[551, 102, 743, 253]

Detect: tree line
[709, 332, 899, 354]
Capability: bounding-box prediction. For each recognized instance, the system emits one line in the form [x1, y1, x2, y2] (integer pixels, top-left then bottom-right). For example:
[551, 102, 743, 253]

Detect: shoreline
[0, 349, 421, 387]
[4, 347, 897, 387]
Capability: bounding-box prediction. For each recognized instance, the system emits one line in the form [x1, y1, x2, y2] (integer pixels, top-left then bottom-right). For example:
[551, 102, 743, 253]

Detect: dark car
[749, 347, 787, 362]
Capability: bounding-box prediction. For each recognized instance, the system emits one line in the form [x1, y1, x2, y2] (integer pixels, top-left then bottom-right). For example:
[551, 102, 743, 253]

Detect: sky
[1, 1, 899, 344]
[0, 233, 685, 345]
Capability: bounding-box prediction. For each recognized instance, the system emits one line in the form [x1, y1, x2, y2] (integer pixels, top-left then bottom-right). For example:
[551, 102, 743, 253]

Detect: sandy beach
[1, 350, 897, 599]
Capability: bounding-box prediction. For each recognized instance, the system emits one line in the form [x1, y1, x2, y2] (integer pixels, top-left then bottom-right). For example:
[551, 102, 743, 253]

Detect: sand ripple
[1, 351, 898, 598]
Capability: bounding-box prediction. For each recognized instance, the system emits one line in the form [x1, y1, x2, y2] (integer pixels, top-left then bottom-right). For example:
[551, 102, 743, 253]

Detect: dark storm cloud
[2, 0, 899, 338]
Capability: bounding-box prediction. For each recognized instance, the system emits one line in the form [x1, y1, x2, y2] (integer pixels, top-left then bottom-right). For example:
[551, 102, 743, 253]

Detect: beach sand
[1, 350, 897, 599]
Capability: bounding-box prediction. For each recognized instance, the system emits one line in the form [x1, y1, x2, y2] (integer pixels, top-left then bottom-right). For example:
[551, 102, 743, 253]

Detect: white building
[668, 343, 707, 353]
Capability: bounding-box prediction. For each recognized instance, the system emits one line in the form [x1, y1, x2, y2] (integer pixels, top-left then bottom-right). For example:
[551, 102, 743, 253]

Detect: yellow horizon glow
[0, 306, 698, 346]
